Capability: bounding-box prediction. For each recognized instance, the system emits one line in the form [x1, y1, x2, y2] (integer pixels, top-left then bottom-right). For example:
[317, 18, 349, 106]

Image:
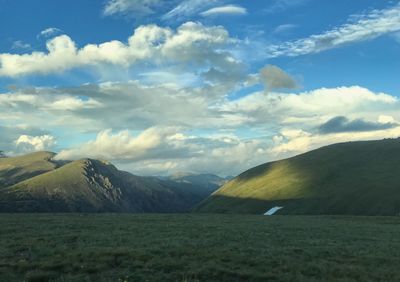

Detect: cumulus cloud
[267, 3, 400, 57]
[0, 22, 232, 77]
[15, 135, 56, 152]
[259, 65, 297, 92]
[200, 5, 247, 17]
[0, 125, 51, 154]
[270, 126, 400, 158]
[55, 127, 187, 162]
[56, 127, 269, 176]
[318, 116, 398, 134]
[221, 86, 399, 131]
[2, 82, 400, 175]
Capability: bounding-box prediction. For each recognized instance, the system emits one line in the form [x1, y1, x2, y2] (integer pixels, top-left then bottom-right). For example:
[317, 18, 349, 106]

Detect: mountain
[0, 151, 59, 188]
[195, 139, 400, 215]
[164, 172, 228, 194]
[0, 153, 216, 213]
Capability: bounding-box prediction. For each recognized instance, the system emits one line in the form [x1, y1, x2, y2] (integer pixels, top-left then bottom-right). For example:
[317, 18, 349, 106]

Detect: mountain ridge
[0, 153, 221, 213]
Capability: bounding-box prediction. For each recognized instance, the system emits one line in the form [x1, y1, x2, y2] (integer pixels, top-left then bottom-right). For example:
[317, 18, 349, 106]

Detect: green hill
[0, 154, 217, 213]
[195, 139, 400, 215]
[0, 151, 59, 188]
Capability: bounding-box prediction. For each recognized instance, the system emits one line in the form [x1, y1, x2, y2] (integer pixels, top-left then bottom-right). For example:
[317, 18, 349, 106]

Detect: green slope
[0, 152, 59, 188]
[195, 139, 400, 215]
[0, 156, 215, 212]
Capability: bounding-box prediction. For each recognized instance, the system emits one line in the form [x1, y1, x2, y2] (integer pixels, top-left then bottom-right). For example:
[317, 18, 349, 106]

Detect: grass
[197, 139, 400, 215]
[1, 214, 400, 281]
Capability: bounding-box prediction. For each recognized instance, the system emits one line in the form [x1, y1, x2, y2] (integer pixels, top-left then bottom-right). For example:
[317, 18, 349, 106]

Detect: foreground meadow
[1, 214, 399, 281]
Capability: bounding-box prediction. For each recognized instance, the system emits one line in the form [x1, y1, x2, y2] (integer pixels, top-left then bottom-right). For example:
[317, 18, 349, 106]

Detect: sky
[1, 0, 400, 176]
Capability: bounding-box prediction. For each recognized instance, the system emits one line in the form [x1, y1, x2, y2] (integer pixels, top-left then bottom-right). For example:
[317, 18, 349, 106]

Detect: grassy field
[1, 214, 400, 281]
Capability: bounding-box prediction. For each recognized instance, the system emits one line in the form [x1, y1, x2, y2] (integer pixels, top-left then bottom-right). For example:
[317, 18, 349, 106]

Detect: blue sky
[1, 0, 400, 176]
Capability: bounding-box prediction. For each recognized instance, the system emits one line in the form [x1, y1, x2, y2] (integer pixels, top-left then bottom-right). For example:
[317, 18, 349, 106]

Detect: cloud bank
[0, 22, 231, 77]
[2, 82, 399, 175]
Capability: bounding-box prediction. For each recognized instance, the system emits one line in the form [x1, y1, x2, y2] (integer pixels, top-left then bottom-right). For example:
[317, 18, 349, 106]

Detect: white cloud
[0, 125, 51, 154]
[270, 126, 400, 157]
[15, 135, 56, 152]
[55, 127, 269, 176]
[56, 127, 179, 161]
[273, 24, 297, 34]
[0, 80, 234, 133]
[163, 0, 220, 21]
[267, 3, 400, 57]
[11, 41, 31, 50]
[38, 27, 62, 38]
[48, 97, 102, 111]
[0, 22, 232, 77]
[2, 83, 399, 137]
[200, 5, 247, 17]
[379, 115, 395, 124]
[103, 0, 162, 17]
[221, 86, 400, 131]
[2, 80, 400, 176]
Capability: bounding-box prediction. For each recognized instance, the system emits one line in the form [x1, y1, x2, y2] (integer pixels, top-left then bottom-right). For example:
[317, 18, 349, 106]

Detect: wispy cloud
[273, 24, 297, 34]
[200, 5, 247, 17]
[11, 41, 31, 50]
[103, 0, 163, 17]
[162, 0, 220, 21]
[264, 0, 309, 13]
[267, 3, 400, 57]
[38, 27, 62, 38]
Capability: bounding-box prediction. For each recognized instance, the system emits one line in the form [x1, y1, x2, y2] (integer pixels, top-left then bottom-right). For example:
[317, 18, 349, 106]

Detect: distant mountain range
[0, 152, 225, 213]
[3, 138, 400, 215]
[196, 139, 400, 216]
[161, 172, 230, 193]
